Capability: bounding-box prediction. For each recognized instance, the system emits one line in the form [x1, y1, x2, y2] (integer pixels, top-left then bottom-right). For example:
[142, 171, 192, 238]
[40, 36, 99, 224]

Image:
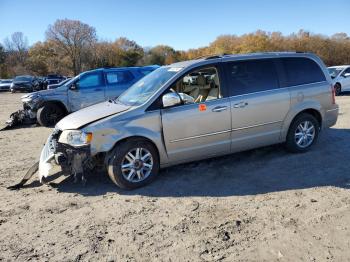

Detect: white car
[328, 65, 350, 95]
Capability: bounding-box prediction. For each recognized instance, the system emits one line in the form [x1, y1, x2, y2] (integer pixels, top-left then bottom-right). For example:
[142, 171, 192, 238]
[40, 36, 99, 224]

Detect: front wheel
[334, 83, 341, 96]
[285, 113, 320, 153]
[37, 103, 65, 127]
[107, 139, 159, 190]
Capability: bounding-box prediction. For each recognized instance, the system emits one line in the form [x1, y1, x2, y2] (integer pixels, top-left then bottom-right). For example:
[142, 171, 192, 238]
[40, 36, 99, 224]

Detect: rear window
[225, 59, 279, 96]
[282, 57, 326, 87]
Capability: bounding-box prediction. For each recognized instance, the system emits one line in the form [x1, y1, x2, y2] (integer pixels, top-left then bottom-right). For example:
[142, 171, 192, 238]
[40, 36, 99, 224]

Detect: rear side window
[282, 57, 326, 87]
[106, 71, 134, 85]
[225, 59, 279, 96]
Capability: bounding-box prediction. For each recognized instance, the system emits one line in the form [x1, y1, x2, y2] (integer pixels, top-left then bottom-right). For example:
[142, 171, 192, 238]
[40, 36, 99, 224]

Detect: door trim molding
[170, 129, 231, 143]
[169, 120, 282, 143]
[231, 120, 282, 131]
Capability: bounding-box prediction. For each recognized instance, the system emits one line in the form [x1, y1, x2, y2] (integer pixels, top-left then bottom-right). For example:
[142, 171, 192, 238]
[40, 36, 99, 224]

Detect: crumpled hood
[56, 101, 130, 130]
[21, 89, 60, 99]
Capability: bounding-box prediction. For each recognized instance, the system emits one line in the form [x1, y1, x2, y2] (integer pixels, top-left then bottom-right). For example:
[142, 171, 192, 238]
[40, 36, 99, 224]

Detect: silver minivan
[38, 52, 339, 189]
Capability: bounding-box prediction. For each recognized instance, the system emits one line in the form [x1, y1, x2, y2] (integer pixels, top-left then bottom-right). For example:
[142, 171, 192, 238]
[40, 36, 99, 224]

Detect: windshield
[117, 66, 182, 106]
[15, 76, 32, 82]
[328, 68, 343, 78]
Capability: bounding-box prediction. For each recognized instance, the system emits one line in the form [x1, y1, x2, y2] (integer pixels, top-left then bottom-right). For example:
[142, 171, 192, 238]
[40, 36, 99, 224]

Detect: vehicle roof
[169, 52, 323, 68]
[328, 65, 350, 69]
[15, 75, 33, 78]
[87, 65, 160, 73]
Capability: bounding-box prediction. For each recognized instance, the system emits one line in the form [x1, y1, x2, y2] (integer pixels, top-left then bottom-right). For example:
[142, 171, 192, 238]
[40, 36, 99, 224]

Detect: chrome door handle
[233, 102, 248, 108]
[212, 106, 228, 112]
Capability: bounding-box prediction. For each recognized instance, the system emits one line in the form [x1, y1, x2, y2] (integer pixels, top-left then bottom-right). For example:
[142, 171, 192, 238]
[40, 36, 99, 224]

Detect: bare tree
[3, 32, 28, 64]
[46, 19, 97, 75]
[4, 32, 28, 52]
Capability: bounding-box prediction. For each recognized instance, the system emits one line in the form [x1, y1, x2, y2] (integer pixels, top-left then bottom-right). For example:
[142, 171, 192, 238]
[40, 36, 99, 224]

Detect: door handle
[233, 102, 248, 108]
[212, 106, 228, 112]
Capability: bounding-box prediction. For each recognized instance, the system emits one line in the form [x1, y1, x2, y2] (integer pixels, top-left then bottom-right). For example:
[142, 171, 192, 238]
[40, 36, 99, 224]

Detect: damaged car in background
[3, 65, 159, 129]
[9, 52, 339, 190]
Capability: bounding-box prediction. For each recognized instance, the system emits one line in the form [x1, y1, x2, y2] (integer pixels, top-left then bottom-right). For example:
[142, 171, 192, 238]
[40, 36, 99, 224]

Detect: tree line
[1, 19, 350, 78]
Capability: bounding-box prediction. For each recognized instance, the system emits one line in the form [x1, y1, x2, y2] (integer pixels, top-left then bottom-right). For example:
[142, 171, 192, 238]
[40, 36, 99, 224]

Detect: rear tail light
[331, 84, 336, 104]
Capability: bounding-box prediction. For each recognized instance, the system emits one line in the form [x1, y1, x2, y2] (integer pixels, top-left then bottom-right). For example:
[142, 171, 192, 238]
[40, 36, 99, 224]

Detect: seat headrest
[197, 75, 206, 86]
[176, 80, 183, 92]
[213, 74, 219, 86]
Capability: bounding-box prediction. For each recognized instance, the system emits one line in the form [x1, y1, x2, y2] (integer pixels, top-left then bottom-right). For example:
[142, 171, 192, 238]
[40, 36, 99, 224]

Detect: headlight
[60, 130, 93, 147]
[21, 94, 40, 103]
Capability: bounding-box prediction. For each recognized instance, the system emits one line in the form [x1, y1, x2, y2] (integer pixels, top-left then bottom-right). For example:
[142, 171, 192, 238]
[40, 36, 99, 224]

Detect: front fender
[84, 111, 169, 165]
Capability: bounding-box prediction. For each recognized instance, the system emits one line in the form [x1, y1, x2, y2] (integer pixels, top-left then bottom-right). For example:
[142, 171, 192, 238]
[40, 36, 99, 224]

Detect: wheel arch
[104, 135, 161, 166]
[41, 100, 68, 115]
[335, 82, 341, 88]
[281, 103, 323, 141]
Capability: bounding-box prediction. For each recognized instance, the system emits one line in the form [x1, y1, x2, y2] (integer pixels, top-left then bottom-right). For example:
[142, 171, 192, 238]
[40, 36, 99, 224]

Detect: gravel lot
[0, 92, 349, 261]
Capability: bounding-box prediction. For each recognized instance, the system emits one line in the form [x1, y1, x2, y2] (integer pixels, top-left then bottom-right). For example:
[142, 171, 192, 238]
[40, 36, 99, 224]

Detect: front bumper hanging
[8, 129, 93, 189]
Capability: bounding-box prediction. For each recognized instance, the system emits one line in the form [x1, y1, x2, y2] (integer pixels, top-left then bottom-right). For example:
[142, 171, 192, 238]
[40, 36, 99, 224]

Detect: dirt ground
[0, 92, 349, 262]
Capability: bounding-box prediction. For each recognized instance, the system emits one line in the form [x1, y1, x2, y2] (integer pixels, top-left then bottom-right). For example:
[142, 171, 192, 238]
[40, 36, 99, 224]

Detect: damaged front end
[2, 94, 40, 130]
[38, 128, 95, 184]
[8, 128, 95, 190]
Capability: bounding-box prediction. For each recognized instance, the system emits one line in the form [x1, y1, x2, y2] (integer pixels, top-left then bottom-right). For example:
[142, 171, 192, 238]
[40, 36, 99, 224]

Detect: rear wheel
[285, 113, 320, 153]
[334, 83, 341, 96]
[37, 103, 65, 127]
[107, 139, 159, 190]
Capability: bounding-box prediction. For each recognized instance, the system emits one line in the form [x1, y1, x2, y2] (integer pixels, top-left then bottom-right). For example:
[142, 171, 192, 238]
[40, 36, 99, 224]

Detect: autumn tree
[142, 45, 180, 65]
[0, 44, 8, 78]
[46, 19, 97, 75]
[114, 37, 144, 66]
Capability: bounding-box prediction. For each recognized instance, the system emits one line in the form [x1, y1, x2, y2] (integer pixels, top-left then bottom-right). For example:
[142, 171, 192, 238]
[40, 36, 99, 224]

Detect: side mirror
[344, 73, 350, 78]
[70, 82, 79, 90]
[178, 93, 195, 104]
[162, 92, 182, 108]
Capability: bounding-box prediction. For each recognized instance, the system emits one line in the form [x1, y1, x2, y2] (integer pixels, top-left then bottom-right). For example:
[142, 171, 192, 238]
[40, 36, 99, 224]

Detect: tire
[37, 103, 65, 127]
[107, 139, 159, 190]
[285, 113, 320, 153]
[334, 83, 341, 96]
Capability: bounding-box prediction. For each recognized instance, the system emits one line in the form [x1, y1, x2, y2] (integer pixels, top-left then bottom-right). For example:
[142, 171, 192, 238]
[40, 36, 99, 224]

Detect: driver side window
[174, 67, 222, 103]
[78, 72, 103, 89]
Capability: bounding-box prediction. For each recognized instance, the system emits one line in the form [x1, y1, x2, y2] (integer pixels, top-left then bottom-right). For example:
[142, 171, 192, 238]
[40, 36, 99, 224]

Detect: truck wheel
[107, 139, 159, 190]
[37, 103, 65, 127]
[285, 113, 320, 153]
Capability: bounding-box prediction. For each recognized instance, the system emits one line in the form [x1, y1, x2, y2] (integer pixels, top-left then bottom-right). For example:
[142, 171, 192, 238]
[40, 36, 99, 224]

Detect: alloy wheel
[121, 147, 153, 183]
[294, 120, 315, 148]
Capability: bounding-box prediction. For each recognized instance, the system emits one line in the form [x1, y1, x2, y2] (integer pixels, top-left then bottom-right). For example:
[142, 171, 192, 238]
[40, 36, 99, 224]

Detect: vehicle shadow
[51, 127, 350, 197]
